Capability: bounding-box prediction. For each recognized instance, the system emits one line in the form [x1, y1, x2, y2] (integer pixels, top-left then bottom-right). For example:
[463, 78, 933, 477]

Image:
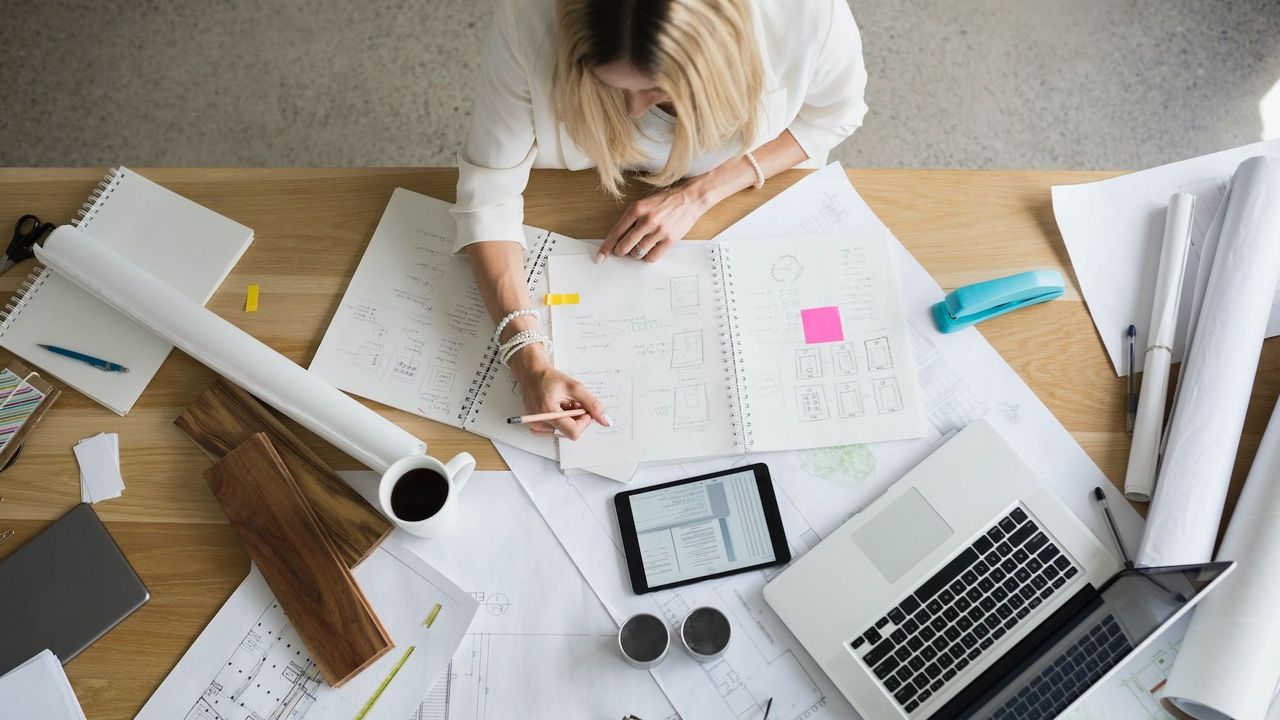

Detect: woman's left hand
[596, 184, 708, 263]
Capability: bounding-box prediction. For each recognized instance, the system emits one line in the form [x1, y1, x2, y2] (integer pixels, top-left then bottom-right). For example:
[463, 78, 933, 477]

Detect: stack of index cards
[74, 433, 124, 503]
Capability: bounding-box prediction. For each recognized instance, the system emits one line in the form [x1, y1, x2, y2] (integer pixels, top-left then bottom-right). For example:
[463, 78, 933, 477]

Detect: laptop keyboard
[988, 614, 1132, 719]
[849, 507, 1079, 713]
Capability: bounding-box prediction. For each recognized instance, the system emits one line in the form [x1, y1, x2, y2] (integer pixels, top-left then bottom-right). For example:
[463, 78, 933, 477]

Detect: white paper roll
[36, 226, 425, 473]
[1124, 192, 1194, 503]
[1136, 155, 1280, 568]
[1163, 397, 1280, 720]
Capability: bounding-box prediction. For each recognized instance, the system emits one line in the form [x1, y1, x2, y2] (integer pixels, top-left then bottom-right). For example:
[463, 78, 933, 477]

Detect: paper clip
[543, 293, 580, 306]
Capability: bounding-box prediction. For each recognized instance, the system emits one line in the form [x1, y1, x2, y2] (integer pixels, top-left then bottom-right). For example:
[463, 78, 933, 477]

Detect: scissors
[3, 215, 56, 275]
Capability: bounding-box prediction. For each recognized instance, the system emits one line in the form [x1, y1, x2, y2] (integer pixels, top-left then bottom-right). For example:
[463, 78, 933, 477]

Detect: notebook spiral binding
[457, 230, 560, 425]
[711, 244, 753, 451]
[0, 168, 124, 333]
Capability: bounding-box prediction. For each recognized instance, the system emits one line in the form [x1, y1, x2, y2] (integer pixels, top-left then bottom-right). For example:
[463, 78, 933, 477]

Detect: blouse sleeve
[786, 0, 869, 161]
[451, 0, 538, 251]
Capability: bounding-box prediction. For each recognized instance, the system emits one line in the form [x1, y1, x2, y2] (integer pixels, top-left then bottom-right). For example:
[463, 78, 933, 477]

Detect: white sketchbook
[0, 167, 253, 414]
[548, 230, 926, 469]
[308, 188, 608, 466]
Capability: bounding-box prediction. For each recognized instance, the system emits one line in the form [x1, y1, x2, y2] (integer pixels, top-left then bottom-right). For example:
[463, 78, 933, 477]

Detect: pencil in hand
[507, 408, 588, 425]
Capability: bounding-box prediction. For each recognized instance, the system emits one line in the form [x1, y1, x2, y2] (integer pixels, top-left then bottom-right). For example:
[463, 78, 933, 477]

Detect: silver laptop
[764, 420, 1232, 719]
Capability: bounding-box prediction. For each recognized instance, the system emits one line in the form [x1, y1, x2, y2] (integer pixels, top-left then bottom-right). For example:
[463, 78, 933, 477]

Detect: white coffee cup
[378, 452, 475, 537]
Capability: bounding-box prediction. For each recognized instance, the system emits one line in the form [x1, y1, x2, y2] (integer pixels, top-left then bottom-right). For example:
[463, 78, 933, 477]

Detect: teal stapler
[931, 270, 1064, 333]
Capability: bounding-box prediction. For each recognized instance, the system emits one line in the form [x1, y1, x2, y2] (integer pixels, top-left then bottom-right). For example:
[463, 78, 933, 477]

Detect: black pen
[1125, 325, 1137, 436]
[1093, 487, 1132, 568]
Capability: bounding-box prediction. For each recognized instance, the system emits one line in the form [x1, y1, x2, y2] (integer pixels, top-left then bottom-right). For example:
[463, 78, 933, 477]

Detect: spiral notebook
[0, 168, 253, 414]
[547, 231, 927, 469]
[308, 188, 617, 469]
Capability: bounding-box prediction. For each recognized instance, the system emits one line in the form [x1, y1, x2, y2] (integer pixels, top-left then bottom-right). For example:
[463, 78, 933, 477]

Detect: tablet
[615, 463, 790, 594]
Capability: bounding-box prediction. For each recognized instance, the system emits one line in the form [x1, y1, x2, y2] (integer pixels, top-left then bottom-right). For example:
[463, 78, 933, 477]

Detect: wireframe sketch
[864, 336, 894, 371]
[795, 348, 822, 380]
[835, 381, 864, 418]
[352, 342, 383, 372]
[182, 601, 323, 720]
[673, 381, 711, 429]
[670, 330, 704, 369]
[874, 378, 903, 414]
[423, 365, 457, 394]
[670, 276, 700, 314]
[770, 254, 804, 284]
[389, 353, 421, 383]
[833, 342, 858, 376]
[795, 385, 830, 421]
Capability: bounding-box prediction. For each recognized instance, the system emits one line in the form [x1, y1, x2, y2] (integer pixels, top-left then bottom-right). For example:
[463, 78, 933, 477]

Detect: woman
[453, 0, 867, 440]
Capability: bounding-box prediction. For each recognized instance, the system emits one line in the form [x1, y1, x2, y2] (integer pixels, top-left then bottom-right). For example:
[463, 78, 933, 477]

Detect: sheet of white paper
[500, 163, 1145, 720]
[74, 433, 122, 503]
[0, 649, 87, 720]
[1050, 138, 1280, 375]
[135, 537, 477, 720]
[338, 470, 677, 720]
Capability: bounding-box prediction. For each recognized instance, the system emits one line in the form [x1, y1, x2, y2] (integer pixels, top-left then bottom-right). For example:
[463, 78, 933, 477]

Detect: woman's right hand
[511, 353, 610, 440]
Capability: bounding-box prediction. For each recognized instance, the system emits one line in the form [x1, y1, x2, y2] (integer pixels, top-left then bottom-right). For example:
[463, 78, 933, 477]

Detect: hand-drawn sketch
[835, 381, 863, 418]
[833, 342, 858, 376]
[873, 378, 902, 414]
[770, 254, 803, 284]
[795, 385, 829, 421]
[389, 353, 421, 383]
[864, 336, 893, 371]
[423, 365, 457, 395]
[673, 380, 711, 429]
[352, 342, 383, 372]
[670, 276, 700, 314]
[794, 348, 822, 379]
[670, 329, 704, 369]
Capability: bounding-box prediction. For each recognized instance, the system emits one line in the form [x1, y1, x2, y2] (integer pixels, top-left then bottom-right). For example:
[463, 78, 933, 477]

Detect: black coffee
[390, 468, 449, 521]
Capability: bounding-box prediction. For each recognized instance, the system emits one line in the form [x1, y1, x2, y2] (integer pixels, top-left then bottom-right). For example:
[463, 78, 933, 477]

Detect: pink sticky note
[801, 306, 844, 344]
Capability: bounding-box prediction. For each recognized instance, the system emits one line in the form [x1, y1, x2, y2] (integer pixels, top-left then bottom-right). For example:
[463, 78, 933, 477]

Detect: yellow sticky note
[543, 293, 580, 306]
[245, 284, 259, 312]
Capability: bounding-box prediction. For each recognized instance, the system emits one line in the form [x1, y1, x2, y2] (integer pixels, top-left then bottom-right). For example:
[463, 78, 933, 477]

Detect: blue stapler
[931, 270, 1064, 333]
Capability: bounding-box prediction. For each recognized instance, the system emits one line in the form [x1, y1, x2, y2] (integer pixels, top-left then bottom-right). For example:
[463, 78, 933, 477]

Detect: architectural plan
[336, 471, 677, 720]
[136, 537, 477, 720]
[500, 163, 1145, 720]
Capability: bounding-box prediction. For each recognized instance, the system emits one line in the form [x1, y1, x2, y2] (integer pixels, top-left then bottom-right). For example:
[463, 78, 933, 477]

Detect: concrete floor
[2, 0, 1278, 170]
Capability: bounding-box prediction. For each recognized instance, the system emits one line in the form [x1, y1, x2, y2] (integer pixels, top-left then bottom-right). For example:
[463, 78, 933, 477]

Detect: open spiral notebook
[547, 231, 927, 469]
[0, 168, 253, 414]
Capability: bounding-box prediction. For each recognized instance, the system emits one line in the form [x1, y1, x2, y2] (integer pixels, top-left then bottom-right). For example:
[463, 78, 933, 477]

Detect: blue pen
[38, 344, 130, 373]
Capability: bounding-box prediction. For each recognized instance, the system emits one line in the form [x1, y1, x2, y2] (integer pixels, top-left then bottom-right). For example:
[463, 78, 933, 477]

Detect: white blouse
[451, 0, 869, 250]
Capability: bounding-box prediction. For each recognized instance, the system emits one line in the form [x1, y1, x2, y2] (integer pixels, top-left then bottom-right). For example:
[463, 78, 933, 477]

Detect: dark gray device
[0, 503, 149, 674]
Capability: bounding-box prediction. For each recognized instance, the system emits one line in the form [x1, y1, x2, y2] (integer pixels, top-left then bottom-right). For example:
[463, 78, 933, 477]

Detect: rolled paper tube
[36, 226, 424, 473]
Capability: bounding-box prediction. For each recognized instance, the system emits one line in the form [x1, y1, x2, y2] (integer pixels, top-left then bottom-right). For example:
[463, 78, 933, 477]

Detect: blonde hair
[553, 0, 764, 197]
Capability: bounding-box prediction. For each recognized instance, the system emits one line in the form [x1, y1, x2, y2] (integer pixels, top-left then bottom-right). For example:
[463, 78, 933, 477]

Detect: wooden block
[205, 433, 393, 687]
[175, 379, 390, 568]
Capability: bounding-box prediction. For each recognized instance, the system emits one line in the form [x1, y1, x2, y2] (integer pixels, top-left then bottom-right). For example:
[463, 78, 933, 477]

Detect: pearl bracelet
[745, 151, 765, 189]
[499, 331, 551, 366]
[493, 308, 540, 345]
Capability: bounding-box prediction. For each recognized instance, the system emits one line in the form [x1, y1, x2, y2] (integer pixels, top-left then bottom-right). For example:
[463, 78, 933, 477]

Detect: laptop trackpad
[853, 489, 953, 583]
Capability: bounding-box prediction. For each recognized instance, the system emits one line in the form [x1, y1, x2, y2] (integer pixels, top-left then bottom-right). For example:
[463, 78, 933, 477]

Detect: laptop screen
[950, 562, 1230, 720]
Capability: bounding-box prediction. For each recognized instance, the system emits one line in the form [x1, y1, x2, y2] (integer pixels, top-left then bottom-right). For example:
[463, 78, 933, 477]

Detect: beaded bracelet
[745, 151, 765, 189]
[493, 308, 540, 345]
[499, 332, 551, 366]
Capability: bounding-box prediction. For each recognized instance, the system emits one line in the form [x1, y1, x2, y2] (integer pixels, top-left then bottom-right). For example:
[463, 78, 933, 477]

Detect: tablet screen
[626, 468, 777, 588]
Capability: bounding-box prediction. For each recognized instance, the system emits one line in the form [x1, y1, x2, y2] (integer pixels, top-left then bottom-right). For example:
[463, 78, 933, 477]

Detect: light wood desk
[0, 167, 1275, 718]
